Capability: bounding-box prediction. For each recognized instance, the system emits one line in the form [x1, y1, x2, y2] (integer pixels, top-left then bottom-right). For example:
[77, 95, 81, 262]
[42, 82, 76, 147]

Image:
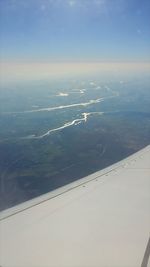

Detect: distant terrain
[0, 73, 150, 211]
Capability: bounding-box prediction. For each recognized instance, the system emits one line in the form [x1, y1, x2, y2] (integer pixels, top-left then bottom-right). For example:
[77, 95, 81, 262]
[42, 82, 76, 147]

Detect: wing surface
[0, 145, 150, 267]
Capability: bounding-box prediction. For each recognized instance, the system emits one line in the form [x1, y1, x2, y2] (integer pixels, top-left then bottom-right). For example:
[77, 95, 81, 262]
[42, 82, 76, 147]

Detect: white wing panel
[0, 146, 150, 267]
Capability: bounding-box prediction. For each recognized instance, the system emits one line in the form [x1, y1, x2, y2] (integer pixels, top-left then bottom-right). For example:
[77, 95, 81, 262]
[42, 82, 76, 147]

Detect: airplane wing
[0, 145, 150, 267]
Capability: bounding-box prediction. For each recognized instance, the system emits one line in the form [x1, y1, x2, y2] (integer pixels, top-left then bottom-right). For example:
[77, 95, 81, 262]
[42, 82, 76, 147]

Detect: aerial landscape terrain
[0, 70, 150, 210]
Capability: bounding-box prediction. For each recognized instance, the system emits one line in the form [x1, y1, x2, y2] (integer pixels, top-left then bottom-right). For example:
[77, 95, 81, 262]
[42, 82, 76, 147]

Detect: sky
[0, 0, 150, 63]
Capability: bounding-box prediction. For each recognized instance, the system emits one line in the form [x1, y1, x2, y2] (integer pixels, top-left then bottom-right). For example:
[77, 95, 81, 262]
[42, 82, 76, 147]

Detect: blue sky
[0, 0, 150, 62]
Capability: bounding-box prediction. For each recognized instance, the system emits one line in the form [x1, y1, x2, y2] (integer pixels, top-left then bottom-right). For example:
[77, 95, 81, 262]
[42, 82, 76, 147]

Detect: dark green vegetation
[0, 73, 150, 211]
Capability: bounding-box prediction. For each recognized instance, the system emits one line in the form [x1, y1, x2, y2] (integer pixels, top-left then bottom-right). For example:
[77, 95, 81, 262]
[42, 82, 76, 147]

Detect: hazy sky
[0, 0, 150, 62]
